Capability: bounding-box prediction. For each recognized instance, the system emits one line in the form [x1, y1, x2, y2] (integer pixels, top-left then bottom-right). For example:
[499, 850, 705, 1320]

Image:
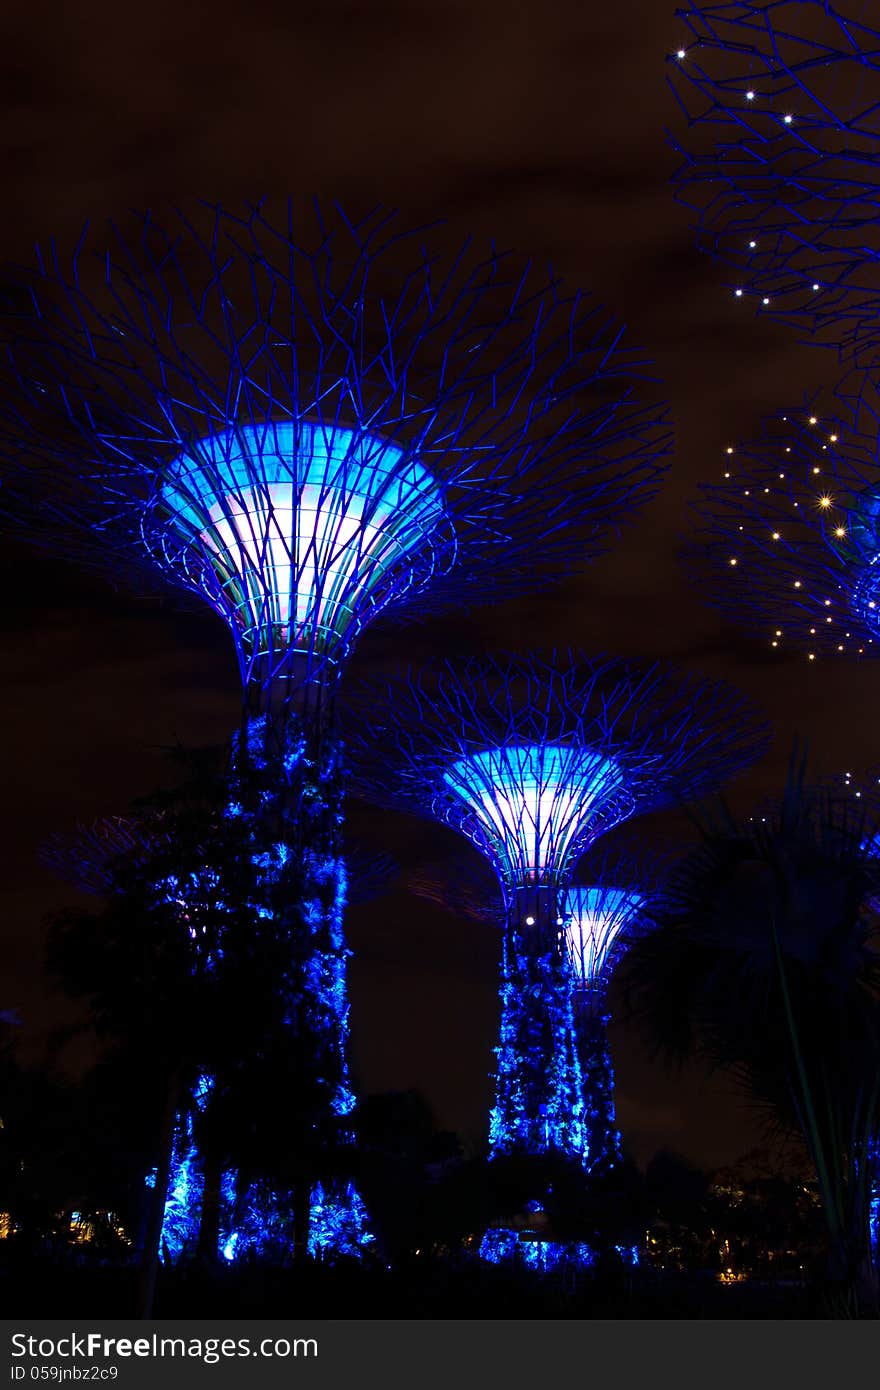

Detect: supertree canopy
[346, 652, 766, 1266]
[0, 202, 671, 690]
[686, 372, 880, 658]
[670, 2, 880, 363]
[1, 202, 670, 1261]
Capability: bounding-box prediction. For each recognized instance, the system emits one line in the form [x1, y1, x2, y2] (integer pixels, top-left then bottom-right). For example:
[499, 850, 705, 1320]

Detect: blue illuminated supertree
[670, 2, 880, 364]
[410, 843, 659, 1178]
[346, 653, 766, 1267]
[686, 371, 880, 659]
[0, 202, 670, 1263]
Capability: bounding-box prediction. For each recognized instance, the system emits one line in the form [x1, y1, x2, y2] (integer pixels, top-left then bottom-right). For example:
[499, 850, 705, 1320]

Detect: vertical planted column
[226, 698, 372, 1259]
[490, 889, 586, 1165]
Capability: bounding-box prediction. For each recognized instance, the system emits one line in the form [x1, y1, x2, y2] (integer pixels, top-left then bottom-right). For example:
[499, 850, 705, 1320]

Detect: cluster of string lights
[668, 2, 880, 365]
[688, 381, 880, 659]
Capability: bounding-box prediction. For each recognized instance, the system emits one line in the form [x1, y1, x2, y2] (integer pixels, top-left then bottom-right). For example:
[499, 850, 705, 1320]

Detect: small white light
[525, 915, 535, 926]
[677, 48, 686, 59]
[783, 114, 793, 124]
[812, 283, 820, 292]
[762, 296, 771, 305]
[748, 240, 757, 249]
[746, 90, 755, 100]
[735, 287, 744, 297]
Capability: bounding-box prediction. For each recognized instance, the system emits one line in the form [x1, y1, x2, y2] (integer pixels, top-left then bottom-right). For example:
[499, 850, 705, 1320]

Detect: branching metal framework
[670, 2, 880, 363]
[0, 201, 671, 690]
[347, 652, 764, 1267]
[350, 654, 764, 901]
[686, 373, 880, 658]
[1, 201, 671, 1262]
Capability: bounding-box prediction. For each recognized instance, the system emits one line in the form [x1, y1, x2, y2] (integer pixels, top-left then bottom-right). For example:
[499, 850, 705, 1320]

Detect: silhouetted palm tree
[624, 750, 880, 1315]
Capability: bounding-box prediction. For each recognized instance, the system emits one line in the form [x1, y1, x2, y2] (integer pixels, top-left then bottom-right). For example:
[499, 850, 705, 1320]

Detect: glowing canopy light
[161, 421, 446, 662]
[564, 886, 644, 987]
[443, 744, 622, 883]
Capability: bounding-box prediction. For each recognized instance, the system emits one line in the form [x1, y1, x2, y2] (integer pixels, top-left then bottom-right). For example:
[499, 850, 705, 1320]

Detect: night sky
[2, 0, 877, 1170]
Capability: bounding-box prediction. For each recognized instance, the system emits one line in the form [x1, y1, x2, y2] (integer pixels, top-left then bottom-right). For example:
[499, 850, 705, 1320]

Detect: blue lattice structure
[686, 372, 880, 658]
[2, 202, 671, 1264]
[670, 2, 880, 365]
[348, 653, 765, 1265]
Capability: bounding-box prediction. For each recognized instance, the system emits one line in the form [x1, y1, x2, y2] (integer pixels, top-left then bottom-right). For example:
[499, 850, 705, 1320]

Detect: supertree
[670, 2, 880, 364]
[0, 202, 670, 1259]
[685, 371, 880, 659]
[346, 652, 766, 1267]
[410, 842, 662, 1178]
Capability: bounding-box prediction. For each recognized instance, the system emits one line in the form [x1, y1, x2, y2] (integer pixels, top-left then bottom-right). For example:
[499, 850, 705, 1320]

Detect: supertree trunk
[156, 699, 372, 1263]
[574, 997, 622, 1177]
[226, 696, 371, 1258]
[489, 891, 586, 1164]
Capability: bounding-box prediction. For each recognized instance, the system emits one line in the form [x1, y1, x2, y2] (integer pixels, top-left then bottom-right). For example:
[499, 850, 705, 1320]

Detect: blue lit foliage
[670, 2, 880, 365]
[225, 711, 373, 1257]
[161, 1074, 213, 1263]
[490, 931, 587, 1163]
[309, 1182, 373, 1259]
[479, 1227, 596, 1272]
[1, 203, 671, 693]
[688, 375, 880, 658]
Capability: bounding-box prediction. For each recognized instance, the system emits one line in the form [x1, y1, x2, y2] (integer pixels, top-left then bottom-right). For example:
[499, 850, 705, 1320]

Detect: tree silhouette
[625, 751, 880, 1314]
